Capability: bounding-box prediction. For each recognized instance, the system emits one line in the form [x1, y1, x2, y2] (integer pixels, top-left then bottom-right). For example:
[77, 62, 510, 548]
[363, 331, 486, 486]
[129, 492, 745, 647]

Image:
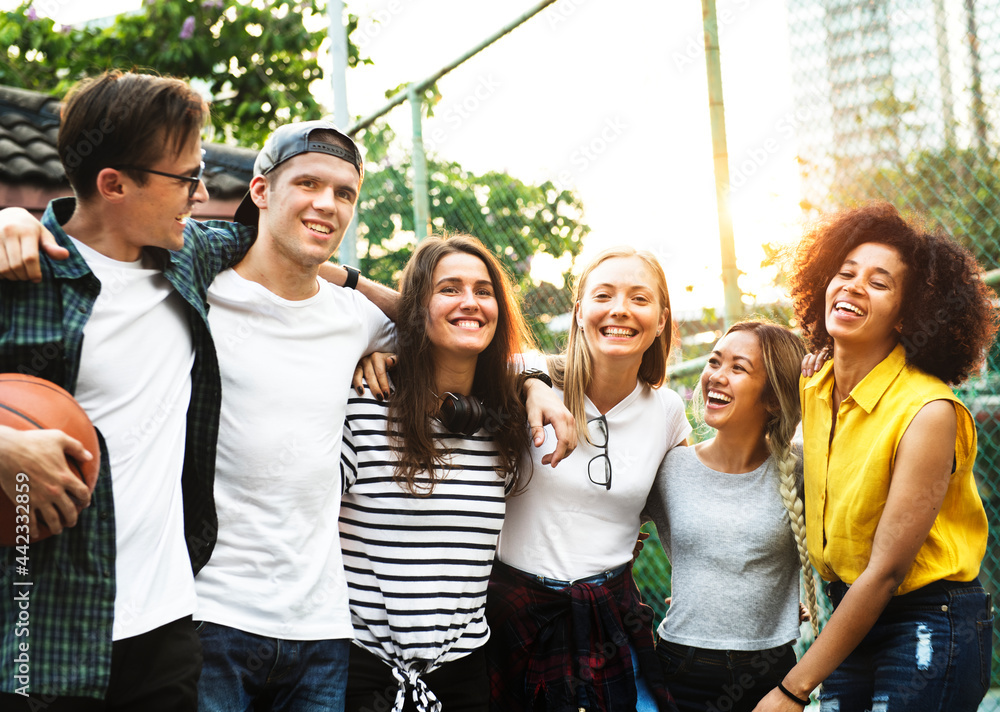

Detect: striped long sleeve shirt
[339, 388, 509, 707]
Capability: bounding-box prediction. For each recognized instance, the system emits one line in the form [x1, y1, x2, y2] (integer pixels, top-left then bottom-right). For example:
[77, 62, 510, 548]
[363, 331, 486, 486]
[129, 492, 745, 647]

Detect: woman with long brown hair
[648, 320, 819, 712]
[339, 234, 536, 712]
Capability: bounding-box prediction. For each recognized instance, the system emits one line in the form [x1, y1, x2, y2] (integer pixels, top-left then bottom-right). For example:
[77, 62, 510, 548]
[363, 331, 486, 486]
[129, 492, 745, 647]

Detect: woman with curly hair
[648, 320, 819, 712]
[753, 202, 996, 712]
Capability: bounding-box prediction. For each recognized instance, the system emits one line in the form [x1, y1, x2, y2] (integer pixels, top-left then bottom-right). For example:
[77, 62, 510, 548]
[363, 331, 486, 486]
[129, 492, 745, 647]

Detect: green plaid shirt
[0, 198, 255, 699]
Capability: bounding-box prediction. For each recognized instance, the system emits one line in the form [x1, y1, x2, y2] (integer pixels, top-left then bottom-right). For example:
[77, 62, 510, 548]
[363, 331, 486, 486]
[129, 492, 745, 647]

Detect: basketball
[0, 374, 100, 546]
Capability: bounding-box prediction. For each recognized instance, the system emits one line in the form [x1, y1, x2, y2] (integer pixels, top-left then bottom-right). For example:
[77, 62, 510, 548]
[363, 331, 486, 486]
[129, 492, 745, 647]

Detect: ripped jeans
[819, 578, 993, 712]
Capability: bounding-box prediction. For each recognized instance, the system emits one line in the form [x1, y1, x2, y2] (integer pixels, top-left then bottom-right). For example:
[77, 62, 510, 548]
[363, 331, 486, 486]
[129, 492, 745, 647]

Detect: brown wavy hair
[789, 202, 997, 385]
[389, 234, 535, 495]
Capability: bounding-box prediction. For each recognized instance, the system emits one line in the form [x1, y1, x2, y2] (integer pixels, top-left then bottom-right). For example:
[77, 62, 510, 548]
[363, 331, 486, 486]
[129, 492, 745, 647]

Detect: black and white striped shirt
[339, 389, 508, 684]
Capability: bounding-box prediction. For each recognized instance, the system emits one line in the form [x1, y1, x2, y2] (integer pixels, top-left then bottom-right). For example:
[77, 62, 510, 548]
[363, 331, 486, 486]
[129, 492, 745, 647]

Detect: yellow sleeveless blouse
[801, 344, 987, 595]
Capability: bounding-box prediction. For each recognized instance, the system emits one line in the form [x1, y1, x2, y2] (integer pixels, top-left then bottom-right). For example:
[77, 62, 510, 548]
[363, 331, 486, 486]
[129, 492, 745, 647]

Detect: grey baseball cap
[233, 120, 364, 226]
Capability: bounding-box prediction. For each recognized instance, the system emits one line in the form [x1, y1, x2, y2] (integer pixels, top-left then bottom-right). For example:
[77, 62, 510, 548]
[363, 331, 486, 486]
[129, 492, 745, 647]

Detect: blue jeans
[196, 621, 349, 712]
[819, 579, 993, 712]
[656, 639, 797, 712]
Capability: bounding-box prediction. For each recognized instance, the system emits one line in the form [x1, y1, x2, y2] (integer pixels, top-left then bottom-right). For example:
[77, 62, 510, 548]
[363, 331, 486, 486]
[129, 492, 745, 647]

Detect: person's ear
[250, 175, 268, 211]
[95, 168, 126, 203]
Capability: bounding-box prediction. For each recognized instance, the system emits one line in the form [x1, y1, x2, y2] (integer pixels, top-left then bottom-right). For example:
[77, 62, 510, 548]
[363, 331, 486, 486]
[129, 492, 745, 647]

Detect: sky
[10, 0, 805, 315]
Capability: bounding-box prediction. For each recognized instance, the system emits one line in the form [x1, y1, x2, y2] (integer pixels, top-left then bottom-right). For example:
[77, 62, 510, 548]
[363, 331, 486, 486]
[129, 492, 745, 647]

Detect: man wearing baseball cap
[191, 120, 396, 711]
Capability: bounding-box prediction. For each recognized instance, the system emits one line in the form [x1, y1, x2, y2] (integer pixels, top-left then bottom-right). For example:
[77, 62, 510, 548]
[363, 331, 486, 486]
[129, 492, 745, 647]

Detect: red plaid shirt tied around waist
[485, 559, 678, 712]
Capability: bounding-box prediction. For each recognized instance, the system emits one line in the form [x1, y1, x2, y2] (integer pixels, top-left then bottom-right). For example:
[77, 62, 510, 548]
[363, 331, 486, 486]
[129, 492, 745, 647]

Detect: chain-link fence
[350, 106, 586, 352]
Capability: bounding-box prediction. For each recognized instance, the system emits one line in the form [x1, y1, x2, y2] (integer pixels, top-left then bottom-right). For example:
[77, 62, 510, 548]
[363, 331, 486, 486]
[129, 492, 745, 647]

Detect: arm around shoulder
[318, 262, 399, 322]
[185, 220, 256, 285]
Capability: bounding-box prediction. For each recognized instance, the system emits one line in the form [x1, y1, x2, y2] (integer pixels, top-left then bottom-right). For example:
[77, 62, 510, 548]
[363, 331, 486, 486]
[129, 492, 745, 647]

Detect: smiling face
[119, 130, 208, 255]
[575, 255, 668, 369]
[824, 242, 907, 351]
[251, 151, 360, 269]
[425, 251, 499, 364]
[701, 329, 771, 434]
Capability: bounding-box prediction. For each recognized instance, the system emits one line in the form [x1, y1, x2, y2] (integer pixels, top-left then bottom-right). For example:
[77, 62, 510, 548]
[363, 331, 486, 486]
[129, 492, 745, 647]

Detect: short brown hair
[58, 70, 208, 199]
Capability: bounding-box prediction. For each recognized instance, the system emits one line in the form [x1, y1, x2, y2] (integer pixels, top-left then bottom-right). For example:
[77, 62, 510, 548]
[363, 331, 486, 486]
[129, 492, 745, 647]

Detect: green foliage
[633, 521, 671, 625]
[354, 122, 590, 351]
[803, 84, 1000, 272]
[1, 0, 371, 146]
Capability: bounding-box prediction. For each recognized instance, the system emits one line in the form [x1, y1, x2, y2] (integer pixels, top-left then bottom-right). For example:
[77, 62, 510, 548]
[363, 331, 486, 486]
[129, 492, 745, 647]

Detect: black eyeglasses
[114, 150, 206, 199]
[587, 414, 612, 490]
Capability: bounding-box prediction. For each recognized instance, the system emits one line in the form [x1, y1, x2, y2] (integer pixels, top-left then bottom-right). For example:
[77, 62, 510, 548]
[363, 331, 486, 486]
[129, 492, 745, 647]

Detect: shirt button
[99, 511, 110, 521]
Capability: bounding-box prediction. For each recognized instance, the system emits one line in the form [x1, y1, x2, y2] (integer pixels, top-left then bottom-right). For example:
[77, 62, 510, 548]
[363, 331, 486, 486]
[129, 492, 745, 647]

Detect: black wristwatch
[520, 368, 553, 388]
[343, 265, 360, 290]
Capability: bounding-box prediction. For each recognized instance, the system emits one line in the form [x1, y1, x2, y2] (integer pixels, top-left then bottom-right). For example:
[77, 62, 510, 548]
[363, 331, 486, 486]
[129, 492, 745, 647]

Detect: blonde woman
[646, 320, 818, 712]
[486, 247, 690, 712]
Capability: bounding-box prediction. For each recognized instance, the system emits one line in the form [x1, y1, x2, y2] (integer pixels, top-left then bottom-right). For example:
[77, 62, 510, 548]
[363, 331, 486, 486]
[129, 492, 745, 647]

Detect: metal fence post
[328, 0, 359, 266]
[702, 0, 742, 329]
[408, 85, 431, 240]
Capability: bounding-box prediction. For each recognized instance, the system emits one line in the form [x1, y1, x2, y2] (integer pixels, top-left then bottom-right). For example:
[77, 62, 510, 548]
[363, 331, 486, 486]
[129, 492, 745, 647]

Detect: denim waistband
[657, 639, 793, 668]
[520, 562, 630, 590]
[827, 577, 983, 609]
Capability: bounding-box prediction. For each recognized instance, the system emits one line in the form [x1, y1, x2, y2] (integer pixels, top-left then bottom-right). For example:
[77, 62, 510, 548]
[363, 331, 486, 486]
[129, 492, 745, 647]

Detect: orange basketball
[0, 374, 100, 546]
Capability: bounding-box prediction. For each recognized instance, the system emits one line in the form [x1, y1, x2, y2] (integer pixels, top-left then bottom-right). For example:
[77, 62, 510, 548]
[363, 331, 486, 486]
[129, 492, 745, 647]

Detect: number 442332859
[14, 471, 31, 565]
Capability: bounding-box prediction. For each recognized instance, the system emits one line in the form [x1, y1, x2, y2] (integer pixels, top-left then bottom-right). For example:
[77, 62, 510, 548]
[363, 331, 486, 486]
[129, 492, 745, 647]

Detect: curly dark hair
[789, 202, 997, 385]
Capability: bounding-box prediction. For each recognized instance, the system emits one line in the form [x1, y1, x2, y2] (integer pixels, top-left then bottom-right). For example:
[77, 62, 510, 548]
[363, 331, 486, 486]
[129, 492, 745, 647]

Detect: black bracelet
[519, 368, 553, 388]
[343, 265, 360, 290]
[777, 682, 809, 706]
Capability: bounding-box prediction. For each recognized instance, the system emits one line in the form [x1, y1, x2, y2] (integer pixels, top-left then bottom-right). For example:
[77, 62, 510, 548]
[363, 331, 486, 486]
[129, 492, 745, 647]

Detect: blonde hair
[548, 246, 673, 444]
[725, 320, 820, 638]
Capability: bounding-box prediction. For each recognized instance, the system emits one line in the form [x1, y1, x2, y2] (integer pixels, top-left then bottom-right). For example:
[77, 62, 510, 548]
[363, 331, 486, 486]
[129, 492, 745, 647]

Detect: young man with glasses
[0, 89, 397, 708]
[0, 71, 257, 710]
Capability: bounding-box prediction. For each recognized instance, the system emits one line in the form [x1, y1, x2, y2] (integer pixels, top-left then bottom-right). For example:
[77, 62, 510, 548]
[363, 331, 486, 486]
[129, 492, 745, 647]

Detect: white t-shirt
[497, 354, 691, 580]
[194, 269, 395, 640]
[70, 238, 197, 641]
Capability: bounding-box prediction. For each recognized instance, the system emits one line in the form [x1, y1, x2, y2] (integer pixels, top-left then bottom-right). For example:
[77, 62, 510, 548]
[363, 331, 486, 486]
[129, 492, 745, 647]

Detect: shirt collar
[44, 198, 93, 280]
[804, 342, 907, 414]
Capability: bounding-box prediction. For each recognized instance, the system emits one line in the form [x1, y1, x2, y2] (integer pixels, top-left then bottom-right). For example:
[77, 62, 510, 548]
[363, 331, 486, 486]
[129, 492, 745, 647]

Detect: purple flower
[201, 0, 224, 8]
[179, 15, 195, 40]
[25, 6, 38, 21]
